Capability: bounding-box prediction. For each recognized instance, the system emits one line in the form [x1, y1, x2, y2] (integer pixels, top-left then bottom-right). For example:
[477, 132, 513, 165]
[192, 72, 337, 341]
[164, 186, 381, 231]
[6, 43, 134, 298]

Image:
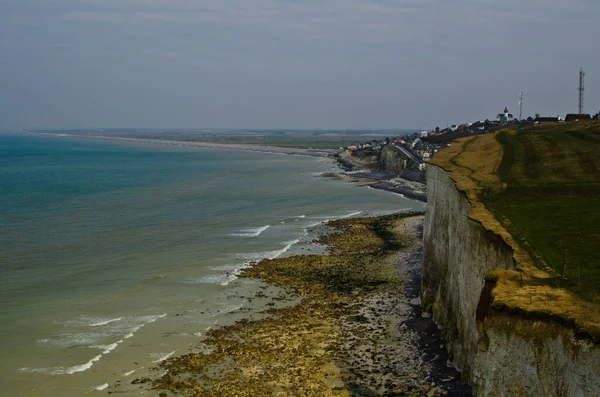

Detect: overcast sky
[1, 0, 599, 130]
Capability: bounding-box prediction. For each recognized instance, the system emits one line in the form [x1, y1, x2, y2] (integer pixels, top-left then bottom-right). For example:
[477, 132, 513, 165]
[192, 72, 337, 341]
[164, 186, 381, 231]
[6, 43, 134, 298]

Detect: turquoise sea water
[0, 133, 424, 396]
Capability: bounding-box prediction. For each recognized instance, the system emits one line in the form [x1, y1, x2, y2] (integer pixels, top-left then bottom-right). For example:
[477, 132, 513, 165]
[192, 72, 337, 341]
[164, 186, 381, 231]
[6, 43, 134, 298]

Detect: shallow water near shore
[0, 133, 424, 396]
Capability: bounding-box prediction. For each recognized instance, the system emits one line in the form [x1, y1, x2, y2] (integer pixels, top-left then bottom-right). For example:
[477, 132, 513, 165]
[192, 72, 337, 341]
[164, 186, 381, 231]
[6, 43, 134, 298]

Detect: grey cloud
[0, 0, 599, 129]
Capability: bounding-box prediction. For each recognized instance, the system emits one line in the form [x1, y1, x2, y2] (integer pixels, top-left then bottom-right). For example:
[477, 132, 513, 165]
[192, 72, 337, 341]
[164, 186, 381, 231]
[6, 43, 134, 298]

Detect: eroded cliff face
[379, 145, 413, 175]
[474, 317, 600, 397]
[422, 165, 515, 378]
[422, 165, 600, 396]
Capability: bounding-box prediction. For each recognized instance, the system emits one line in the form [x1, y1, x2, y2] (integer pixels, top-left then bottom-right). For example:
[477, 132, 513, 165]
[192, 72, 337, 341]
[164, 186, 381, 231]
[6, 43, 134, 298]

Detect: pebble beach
[149, 213, 471, 397]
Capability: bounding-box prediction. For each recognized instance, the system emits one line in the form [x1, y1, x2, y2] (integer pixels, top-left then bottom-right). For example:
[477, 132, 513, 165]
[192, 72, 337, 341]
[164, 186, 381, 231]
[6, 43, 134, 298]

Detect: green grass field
[488, 121, 600, 300]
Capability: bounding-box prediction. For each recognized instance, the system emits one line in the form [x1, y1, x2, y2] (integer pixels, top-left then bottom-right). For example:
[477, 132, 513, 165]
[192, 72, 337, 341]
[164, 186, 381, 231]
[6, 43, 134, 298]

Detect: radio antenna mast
[518, 92, 524, 120]
[579, 67, 585, 114]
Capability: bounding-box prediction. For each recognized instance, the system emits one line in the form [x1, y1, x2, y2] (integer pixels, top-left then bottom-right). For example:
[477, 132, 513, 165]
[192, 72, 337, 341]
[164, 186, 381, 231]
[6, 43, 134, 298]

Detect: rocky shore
[323, 171, 427, 203]
[150, 213, 470, 396]
[368, 181, 427, 203]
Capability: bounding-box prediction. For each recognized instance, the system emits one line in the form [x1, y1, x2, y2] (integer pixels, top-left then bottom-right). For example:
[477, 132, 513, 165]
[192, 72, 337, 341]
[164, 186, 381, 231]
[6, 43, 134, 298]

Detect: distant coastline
[21, 131, 335, 157]
[23, 130, 429, 204]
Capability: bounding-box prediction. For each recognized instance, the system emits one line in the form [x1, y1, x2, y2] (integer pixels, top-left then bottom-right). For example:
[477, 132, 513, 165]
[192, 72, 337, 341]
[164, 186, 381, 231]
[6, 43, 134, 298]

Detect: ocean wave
[94, 383, 109, 391]
[120, 314, 166, 339]
[219, 274, 238, 286]
[89, 317, 123, 327]
[38, 333, 106, 348]
[31, 313, 167, 375]
[90, 342, 121, 354]
[259, 239, 301, 259]
[17, 367, 48, 374]
[51, 354, 103, 375]
[207, 303, 244, 318]
[306, 220, 325, 228]
[151, 350, 177, 363]
[185, 274, 237, 285]
[209, 263, 242, 271]
[137, 313, 167, 323]
[65, 316, 123, 328]
[366, 185, 406, 198]
[239, 239, 301, 261]
[229, 225, 270, 237]
[281, 214, 308, 224]
[271, 239, 301, 258]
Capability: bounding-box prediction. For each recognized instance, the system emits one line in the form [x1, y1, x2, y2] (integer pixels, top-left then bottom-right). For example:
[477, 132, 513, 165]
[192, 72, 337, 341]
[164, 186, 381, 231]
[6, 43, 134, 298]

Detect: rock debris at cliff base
[147, 213, 468, 397]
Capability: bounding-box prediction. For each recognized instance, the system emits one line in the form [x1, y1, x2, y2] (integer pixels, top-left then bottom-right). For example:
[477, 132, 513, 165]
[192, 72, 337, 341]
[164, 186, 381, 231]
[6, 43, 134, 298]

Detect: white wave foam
[209, 263, 241, 271]
[366, 185, 406, 198]
[94, 383, 109, 391]
[229, 225, 270, 237]
[306, 220, 325, 228]
[270, 239, 301, 259]
[27, 314, 167, 377]
[35, 313, 167, 375]
[139, 313, 167, 323]
[65, 316, 123, 328]
[120, 313, 166, 340]
[185, 274, 233, 285]
[51, 354, 103, 375]
[222, 303, 244, 314]
[208, 303, 244, 318]
[220, 274, 238, 286]
[151, 350, 177, 363]
[124, 370, 135, 376]
[18, 367, 48, 374]
[236, 238, 302, 262]
[89, 317, 122, 327]
[341, 211, 362, 219]
[38, 333, 105, 348]
[50, 314, 163, 349]
[90, 342, 120, 354]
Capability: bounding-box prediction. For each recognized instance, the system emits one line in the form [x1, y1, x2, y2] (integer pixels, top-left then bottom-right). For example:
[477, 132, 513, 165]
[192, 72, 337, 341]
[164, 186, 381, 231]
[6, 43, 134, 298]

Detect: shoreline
[26, 130, 429, 202]
[368, 181, 428, 203]
[19, 132, 335, 157]
[323, 170, 428, 203]
[333, 150, 428, 203]
[1, 136, 421, 395]
[150, 213, 470, 396]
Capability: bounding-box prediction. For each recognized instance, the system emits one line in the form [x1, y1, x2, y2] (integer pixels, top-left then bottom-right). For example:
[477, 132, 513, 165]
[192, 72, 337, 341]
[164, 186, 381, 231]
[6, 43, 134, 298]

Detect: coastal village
[339, 106, 600, 181]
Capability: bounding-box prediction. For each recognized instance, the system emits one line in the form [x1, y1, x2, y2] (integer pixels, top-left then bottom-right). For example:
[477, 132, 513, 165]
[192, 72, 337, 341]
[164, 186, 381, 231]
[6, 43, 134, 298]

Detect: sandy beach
[33, 132, 335, 157]
[147, 213, 470, 396]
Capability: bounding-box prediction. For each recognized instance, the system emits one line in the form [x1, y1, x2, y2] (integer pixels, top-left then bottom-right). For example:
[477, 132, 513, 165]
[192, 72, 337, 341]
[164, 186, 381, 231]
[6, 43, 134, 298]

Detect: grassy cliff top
[430, 120, 600, 341]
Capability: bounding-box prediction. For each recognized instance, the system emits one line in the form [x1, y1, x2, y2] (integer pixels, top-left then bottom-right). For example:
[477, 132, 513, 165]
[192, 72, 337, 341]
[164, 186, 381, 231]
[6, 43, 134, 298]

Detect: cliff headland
[422, 120, 600, 395]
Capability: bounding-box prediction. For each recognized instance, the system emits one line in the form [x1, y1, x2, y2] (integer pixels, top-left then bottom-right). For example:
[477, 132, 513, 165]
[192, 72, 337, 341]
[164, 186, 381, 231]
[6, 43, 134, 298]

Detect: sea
[0, 133, 424, 396]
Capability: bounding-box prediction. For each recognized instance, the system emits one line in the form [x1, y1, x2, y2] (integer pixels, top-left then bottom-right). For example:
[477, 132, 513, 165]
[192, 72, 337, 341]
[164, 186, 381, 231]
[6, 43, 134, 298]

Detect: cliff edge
[422, 123, 600, 396]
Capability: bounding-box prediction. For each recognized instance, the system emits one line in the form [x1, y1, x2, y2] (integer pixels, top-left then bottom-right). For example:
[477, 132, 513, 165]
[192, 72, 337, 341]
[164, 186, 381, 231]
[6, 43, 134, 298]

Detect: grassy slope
[430, 121, 600, 341]
[491, 122, 600, 301]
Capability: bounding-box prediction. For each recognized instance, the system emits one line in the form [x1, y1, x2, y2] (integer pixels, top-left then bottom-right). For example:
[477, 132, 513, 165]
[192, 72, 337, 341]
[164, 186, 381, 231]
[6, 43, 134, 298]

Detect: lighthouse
[497, 106, 514, 122]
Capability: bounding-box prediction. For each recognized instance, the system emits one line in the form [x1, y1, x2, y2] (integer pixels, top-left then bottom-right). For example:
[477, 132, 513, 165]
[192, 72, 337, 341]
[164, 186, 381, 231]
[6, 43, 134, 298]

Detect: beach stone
[149, 214, 469, 396]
